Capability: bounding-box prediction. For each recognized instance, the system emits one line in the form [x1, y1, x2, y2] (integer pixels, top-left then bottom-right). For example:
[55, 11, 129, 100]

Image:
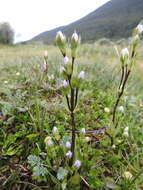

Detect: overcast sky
[0, 0, 110, 42]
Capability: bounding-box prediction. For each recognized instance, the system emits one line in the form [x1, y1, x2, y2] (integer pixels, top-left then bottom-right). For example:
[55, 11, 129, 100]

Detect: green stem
[112, 70, 131, 125]
[74, 88, 79, 109]
[69, 111, 76, 166]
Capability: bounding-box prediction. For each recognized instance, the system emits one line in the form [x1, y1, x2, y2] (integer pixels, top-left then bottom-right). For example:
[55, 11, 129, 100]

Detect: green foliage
[0, 22, 14, 44]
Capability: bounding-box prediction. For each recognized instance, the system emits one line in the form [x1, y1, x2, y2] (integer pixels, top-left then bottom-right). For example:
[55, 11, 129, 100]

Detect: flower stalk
[56, 31, 81, 166]
[112, 23, 143, 125]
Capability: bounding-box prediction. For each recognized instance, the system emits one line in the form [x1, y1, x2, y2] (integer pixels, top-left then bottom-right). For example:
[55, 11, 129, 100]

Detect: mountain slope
[31, 0, 143, 44]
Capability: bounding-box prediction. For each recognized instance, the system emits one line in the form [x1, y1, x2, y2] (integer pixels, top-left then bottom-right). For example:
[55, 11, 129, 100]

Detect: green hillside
[31, 0, 143, 44]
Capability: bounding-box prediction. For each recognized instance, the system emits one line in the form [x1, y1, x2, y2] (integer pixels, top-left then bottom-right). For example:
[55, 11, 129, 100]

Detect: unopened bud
[121, 48, 129, 59]
[64, 56, 69, 64]
[78, 71, 85, 79]
[71, 31, 80, 58]
[60, 80, 68, 88]
[104, 107, 110, 113]
[56, 31, 66, 56]
[44, 136, 53, 147]
[44, 50, 48, 58]
[136, 24, 143, 34]
[123, 171, 133, 180]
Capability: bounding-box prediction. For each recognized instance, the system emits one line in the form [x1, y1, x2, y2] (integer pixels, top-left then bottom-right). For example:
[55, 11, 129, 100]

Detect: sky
[0, 0, 110, 42]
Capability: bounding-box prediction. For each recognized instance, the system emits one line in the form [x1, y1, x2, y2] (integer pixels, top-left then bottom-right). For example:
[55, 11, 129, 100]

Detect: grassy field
[0, 40, 143, 190]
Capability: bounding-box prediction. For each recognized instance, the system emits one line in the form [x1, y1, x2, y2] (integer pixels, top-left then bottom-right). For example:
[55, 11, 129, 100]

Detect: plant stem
[69, 111, 76, 166]
[112, 70, 131, 125]
[119, 66, 125, 90]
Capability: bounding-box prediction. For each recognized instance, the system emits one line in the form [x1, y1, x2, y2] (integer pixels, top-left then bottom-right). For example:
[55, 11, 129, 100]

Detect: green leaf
[69, 174, 81, 185]
[57, 167, 68, 181]
[33, 165, 48, 177]
[26, 133, 39, 139]
[106, 181, 119, 189]
[27, 155, 41, 167]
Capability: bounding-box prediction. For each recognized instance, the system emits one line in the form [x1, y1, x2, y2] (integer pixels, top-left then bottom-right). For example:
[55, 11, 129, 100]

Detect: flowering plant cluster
[27, 23, 143, 190]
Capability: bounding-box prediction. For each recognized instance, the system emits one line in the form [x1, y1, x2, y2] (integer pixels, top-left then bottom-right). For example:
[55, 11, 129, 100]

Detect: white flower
[121, 48, 129, 59]
[81, 128, 86, 134]
[4, 81, 8, 84]
[118, 106, 124, 112]
[47, 139, 53, 146]
[64, 56, 69, 64]
[124, 126, 129, 132]
[74, 160, 81, 168]
[41, 60, 47, 71]
[44, 136, 53, 147]
[136, 24, 143, 34]
[78, 71, 85, 79]
[66, 151, 72, 158]
[104, 107, 110, 113]
[123, 131, 129, 137]
[60, 80, 68, 88]
[44, 50, 48, 57]
[56, 31, 65, 41]
[16, 72, 20, 76]
[123, 171, 133, 179]
[72, 31, 79, 42]
[112, 144, 116, 149]
[52, 127, 58, 134]
[65, 141, 71, 149]
[60, 66, 65, 73]
[49, 74, 54, 80]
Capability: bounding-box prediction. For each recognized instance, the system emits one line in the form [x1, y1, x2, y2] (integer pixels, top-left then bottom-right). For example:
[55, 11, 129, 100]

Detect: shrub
[0, 22, 14, 44]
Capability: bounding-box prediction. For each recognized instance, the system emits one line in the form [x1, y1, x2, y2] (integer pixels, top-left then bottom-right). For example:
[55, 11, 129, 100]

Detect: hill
[30, 0, 143, 44]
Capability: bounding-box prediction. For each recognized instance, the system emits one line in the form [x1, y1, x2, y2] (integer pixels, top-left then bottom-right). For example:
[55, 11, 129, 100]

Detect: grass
[0, 41, 143, 189]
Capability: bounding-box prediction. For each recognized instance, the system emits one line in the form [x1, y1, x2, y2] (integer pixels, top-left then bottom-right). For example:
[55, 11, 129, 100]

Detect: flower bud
[123, 171, 133, 180]
[81, 128, 86, 134]
[136, 24, 143, 34]
[44, 50, 48, 58]
[124, 126, 129, 132]
[71, 31, 80, 58]
[65, 141, 71, 149]
[123, 131, 129, 137]
[121, 48, 129, 60]
[4, 80, 8, 84]
[66, 151, 72, 158]
[48, 74, 55, 80]
[74, 160, 81, 168]
[78, 71, 85, 79]
[44, 136, 53, 147]
[52, 127, 58, 134]
[60, 66, 66, 73]
[85, 136, 91, 142]
[112, 144, 116, 149]
[64, 56, 69, 64]
[56, 31, 66, 56]
[118, 106, 124, 112]
[41, 60, 47, 72]
[60, 80, 68, 88]
[16, 72, 20, 76]
[104, 107, 110, 113]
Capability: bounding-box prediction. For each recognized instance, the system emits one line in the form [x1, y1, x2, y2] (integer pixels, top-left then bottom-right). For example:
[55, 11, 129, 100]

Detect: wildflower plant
[112, 23, 143, 125]
[56, 31, 82, 166]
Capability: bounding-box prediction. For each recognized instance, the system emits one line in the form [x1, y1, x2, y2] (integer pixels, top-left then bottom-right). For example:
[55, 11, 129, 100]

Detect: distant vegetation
[30, 0, 143, 44]
[0, 22, 14, 44]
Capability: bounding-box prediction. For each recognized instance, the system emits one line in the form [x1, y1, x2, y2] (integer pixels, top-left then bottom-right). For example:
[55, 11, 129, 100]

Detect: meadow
[0, 32, 143, 190]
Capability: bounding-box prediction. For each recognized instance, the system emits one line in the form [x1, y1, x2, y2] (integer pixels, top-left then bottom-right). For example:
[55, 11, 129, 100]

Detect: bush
[0, 22, 14, 44]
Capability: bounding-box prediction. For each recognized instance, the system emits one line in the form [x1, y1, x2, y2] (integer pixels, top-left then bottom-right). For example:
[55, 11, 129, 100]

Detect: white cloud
[0, 0, 110, 42]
